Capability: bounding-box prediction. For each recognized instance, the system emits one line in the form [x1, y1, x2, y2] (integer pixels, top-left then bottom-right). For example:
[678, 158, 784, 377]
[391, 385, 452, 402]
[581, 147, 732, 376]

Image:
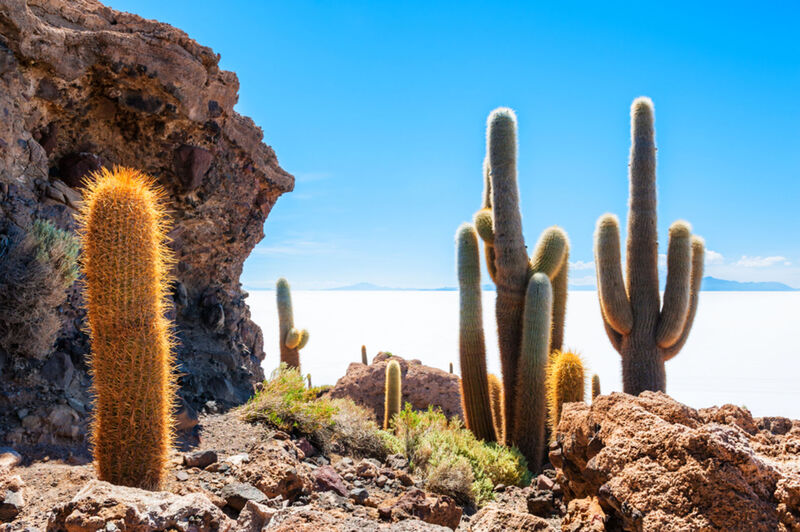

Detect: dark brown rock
[551, 392, 800, 531]
[377, 488, 462, 530]
[328, 353, 464, 422]
[183, 449, 217, 469]
[0, 0, 293, 445]
[313, 465, 348, 497]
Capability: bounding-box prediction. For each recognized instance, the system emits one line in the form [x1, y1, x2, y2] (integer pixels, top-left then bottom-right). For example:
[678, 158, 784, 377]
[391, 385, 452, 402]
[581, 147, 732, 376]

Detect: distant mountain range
[324, 277, 798, 292]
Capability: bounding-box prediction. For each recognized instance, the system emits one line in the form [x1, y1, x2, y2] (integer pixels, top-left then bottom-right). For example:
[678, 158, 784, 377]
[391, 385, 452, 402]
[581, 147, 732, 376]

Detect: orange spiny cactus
[79, 166, 177, 490]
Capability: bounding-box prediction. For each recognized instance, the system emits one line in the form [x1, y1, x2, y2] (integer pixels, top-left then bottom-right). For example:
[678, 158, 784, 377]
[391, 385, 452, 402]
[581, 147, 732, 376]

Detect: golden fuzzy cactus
[487, 373, 504, 443]
[79, 167, 177, 490]
[591, 374, 601, 401]
[546, 351, 585, 436]
[384, 360, 402, 430]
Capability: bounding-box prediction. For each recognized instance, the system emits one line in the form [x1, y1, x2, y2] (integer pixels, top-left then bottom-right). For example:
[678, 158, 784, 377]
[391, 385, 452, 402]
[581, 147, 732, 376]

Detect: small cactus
[361, 345, 368, 365]
[487, 373, 504, 443]
[276, 278, 308, 369]
[591, 374, 601, 400]
[511, 273, 552, 469]
[307, 374, 312, 389]
[594, 98, 704, 394]
[547, 351, 585, 436]
[384, 360, 402, 430]
[456, 223, 496, 442]
[79, 167, 177, 490]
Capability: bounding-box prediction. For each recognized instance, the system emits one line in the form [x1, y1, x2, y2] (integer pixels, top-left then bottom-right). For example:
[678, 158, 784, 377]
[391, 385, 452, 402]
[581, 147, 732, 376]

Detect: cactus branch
[656, 221, 693, 348]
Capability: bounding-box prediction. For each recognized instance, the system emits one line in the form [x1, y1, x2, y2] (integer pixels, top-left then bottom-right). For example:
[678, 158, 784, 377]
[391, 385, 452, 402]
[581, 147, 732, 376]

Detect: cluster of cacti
[361, 345, 368, 365]
[594, 97, 705, 395]
[591, 374, 601, 401]
[546, 351, 585, 436]
[456, 108, 570, 469]
[276, 277, 309, 370]
[384, 359, 402, 430]
[79, 167, 177, 490]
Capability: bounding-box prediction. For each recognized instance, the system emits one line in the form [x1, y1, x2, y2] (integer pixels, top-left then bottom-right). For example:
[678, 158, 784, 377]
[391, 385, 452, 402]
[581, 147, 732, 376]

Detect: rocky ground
[3, 391, 800, 530]
[0, 411, 566, 531]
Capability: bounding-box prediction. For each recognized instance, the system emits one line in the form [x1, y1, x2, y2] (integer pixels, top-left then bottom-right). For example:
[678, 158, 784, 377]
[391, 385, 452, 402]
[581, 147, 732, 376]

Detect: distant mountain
[327, 282, 394, 291]
[701, 276, 797, 291]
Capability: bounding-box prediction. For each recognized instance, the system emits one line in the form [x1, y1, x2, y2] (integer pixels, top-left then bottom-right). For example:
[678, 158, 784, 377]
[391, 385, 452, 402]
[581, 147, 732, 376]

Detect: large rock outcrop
[550, 391, 800, 531]
[0, 0, 293, 447]
[327, 353, 464, 422]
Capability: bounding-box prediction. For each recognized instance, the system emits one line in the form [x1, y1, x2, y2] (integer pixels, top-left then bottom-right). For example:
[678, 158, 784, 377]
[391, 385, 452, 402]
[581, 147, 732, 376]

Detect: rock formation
[0, 0, 293, 447]
[327, 353, 464, 422]
[550, 391, 800, 531]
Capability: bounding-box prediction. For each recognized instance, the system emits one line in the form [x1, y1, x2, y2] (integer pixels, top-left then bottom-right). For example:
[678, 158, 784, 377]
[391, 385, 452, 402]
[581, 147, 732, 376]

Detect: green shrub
[0, 220, 79, 359]
[240, 366, 388, 459]
[386, 405, 530, 506]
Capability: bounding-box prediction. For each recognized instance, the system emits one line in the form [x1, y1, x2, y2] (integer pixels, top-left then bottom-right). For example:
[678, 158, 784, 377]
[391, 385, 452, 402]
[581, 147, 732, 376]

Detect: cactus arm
[656, 221, 693, 348]
[625, 97, 661, 324]
[594, 214, 633, 335]
[662, 236, 705, 361]
[602, 319, 623, 353]
[285, 328, 301, 349]
[529, 226, 568, 280]
[474, 209, 494, 245]
[481, 156, 492, 209]
[487, 108, 529, 440]
[550, 242, 569, 353]
[512, 273, 552, 470]
[297, 329, 310, 350]
[456, 223, 496, 442]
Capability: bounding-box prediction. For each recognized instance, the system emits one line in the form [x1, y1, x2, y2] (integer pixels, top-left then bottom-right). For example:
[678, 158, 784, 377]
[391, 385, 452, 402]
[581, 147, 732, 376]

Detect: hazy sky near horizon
[106, 1, 800, 289]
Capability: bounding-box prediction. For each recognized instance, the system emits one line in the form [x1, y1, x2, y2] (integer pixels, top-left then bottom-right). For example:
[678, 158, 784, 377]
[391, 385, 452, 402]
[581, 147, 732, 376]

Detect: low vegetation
[384, 406, 530, 506]
[240, 366, 388, 459]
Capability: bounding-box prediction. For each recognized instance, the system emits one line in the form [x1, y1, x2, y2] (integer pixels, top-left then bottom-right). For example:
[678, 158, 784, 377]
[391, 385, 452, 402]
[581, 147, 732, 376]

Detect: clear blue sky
[106, 1, 800, 289]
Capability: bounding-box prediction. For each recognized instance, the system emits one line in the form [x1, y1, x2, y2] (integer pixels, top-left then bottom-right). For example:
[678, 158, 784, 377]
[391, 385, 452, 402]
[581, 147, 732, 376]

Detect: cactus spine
[472, 108, 569, 443]
[547, 351, 585, 435]
[79, 167, 177, 490]
[456, 223, 496, 442]
[511, 273, 552, 469]
[591, 374, 601, 401]
[594, 98, 705, 394]
[384, 360, 402, 430]
[276, 278, 308, 370]
[361, 345, 368, 365]
[487, 373, 504, 443]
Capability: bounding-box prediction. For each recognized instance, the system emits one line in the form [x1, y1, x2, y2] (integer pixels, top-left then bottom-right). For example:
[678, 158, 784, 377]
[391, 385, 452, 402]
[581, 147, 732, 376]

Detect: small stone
[339, 457, 354, 467]
[313, 465, 348, 496]
[343, 473, 355, 482]
[349, 487, 369, 505]
[355, 460, 378, 479]
[385, 453, 408, 470]
[226, 453, 250, 466]
[206, 462, 230, 473]
[0, 448, 22, 469]
[295, 438, 316, 457]
[376, 475, 388, 488]
[536, 474, 555, 491]
[494, 483, 506, 492]
[236, 500, 275, 531]
[0, 488, 25, 521]
[220, 482, 267, 512]
[315, 455, 329, 466]
[175, 470, 189, 481]
[396, 472, 414, 487]
[527, 489, 556, 516]
[183, 450, 217, 469]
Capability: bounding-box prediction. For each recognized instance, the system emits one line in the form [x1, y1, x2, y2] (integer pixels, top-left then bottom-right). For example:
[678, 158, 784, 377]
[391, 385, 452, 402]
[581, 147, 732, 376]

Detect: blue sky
[106, 1, 800, 289]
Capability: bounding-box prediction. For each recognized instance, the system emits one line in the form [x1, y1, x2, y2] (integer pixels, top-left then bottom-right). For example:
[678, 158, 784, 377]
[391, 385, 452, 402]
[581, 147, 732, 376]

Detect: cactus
[594, 98, 705, 394]
[361, 345, 368, 365]
[276, 278, 308, 370]
[307, 374, 312, 389]
[591, 374, 601, 400]
[547, 351, 585, 436]
[472, 108, 570, 442]
[449, 362, 453, 374]
[79, 167, 177, 490]
[456, 223, 496, 442]
[384, 360, 402, 430]
[511, 273, 552, 468]
[487, 373, 504, 443]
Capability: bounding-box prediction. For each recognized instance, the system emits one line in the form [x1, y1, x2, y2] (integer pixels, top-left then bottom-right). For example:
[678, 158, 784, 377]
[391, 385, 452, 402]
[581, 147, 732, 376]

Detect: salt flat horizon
[248, 290, 800, 419]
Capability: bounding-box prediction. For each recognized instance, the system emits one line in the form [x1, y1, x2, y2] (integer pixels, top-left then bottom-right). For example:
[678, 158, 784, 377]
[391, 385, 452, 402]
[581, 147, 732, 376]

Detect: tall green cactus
[384, 360, 402, 430]
[472, 108, 570, 442]
[456, 223, 496, 442]
[511, 273, 552, 469]
[594, 97, 704, 394]
[276, 278, 309, 370]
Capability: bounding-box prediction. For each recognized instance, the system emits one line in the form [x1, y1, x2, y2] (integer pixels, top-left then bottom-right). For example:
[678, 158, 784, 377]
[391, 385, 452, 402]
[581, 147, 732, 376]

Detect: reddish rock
[235, 440, 312, 501]
[468, 506, 554, 531]
[328, 353, 463, 422]
[0, 0, 293, 444]
[550, 392, 800, 531]
[313, 465, 348, 497]
[378, 488, 462, 530]
[46, 480, 233, 531]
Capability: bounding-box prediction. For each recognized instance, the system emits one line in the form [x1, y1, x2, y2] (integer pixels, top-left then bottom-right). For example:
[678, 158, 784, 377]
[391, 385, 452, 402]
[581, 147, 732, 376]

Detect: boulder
[234, 440, 312, 501]
[328, 354, 463, 422]
[377, 488, 462, 529]
[46, 480, 233, 531]
[550, 392, 800, 531]
[0, 0, 293, 445]
[467, 506, 554, 531]
[313, 465, 348, 497]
